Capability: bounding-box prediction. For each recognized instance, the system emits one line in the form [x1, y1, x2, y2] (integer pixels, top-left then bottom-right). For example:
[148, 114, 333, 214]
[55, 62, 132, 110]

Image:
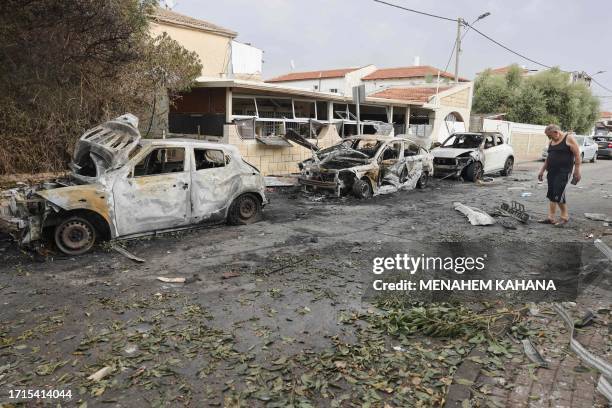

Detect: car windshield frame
[441, 133, 484, 149]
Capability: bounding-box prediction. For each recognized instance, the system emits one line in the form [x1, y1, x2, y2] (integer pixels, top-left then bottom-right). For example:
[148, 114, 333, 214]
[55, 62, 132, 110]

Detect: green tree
[0, 0, 202, 174]
[472, 69, 511, 113]
[472, 66, 599, 134]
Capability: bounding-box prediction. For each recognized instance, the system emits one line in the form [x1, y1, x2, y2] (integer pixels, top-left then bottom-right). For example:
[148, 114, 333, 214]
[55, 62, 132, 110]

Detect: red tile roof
[369, 87, 450, 102]
[362, 66, 469, 82]
[152, 7, 237, 37]
[266, 68, 358, 82]
[601, 111, 612, 118]
[487, 65, 529, 75]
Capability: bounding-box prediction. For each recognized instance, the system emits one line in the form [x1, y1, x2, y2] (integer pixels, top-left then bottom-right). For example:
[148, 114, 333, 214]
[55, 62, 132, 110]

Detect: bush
[0, 0, 202, 174]
[473, 65, 599, 133]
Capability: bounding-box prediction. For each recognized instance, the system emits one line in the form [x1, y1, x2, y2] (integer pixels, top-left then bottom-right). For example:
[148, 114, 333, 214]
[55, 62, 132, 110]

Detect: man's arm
[566, 134, 582, 183]
[538, 158, 548, 181]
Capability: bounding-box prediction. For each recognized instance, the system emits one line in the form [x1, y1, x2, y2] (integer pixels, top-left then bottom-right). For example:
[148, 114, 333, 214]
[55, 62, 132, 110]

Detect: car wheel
[227, 194, 262, 225]
[580, 153, 584, 163]
[463, 161, 483, 182]
[590, 153, 597, 163]
[54, 216, 97, 255]
[352, 178, 373, 199]
[416, 172, 429, 188]
[500, 157, 514, 176]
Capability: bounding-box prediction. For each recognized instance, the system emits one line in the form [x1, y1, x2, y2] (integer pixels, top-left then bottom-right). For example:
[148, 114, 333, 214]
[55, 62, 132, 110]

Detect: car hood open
[70, 114, 141, 177]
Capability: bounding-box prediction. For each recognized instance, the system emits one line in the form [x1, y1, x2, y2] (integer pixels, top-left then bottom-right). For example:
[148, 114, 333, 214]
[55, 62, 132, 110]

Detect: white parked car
[541, 135, 598, 163]
[431, 132, 514, 181]
[0, 114, 267, 255]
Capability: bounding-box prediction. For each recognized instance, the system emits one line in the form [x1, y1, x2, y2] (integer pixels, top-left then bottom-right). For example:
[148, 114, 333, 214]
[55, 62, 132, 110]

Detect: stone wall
[225, 124, 342, 175]
[440, 88, 470, 109]
[508, 132, 548, 161]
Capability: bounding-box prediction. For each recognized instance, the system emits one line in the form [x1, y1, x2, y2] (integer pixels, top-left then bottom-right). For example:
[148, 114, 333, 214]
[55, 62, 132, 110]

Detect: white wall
[269, 77, 346, 94]
[364, 77, 451, 94]
[266, 65, 377, 96]
[231, 41, 262, 79]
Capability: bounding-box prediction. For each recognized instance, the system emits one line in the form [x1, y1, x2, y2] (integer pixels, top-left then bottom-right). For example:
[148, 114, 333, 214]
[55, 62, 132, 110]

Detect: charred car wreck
[298, 136, 433, 198]
[431, 132, 514, 182]
[0, 114, 267, 255]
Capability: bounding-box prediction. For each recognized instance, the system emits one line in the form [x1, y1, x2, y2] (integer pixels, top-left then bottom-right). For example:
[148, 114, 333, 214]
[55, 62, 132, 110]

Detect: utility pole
[454, 18, 462, 83]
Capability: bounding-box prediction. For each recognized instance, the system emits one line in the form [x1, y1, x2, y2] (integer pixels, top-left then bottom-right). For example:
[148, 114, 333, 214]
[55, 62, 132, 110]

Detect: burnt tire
[227, 194, 262, 225]
[352, 178, 373, 199]
[416, 172, 429, 189]
[500, 157, 514, 176]
[54, 216, 97, 255]
[463, 161, 483, 182]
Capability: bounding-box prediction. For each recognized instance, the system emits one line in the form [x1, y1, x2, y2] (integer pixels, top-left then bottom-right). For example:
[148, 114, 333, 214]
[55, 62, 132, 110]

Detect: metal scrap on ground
[521, 338, 549, 368]
[111, 244, 145, 263]
[453, 202, 495, 226]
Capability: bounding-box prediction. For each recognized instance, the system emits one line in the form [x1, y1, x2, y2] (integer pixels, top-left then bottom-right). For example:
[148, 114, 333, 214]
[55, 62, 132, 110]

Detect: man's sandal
[537, 218, 556, 224]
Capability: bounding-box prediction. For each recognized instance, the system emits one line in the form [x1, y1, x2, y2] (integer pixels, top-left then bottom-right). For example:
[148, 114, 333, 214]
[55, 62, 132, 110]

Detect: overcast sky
[172, 0, 612, 110]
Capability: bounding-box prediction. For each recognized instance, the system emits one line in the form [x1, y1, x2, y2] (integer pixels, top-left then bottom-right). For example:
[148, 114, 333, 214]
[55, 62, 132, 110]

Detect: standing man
[538, 124, 581, 226]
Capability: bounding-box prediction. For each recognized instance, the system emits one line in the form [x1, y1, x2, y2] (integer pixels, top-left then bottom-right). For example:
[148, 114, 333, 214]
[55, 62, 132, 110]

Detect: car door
[112, 146, 191, 236]
[482, 134, 501, 173]
[190, 147, 236, 223]
[378, 141, 405, 186]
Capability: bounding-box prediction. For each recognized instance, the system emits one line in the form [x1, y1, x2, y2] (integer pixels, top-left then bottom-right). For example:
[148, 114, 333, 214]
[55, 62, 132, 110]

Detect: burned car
[0, 114, 267, 255]
[431, 132, 514, 181]
[298, 135, 433, 198]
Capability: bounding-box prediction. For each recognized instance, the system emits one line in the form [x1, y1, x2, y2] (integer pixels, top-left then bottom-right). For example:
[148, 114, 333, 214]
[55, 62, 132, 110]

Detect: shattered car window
[133, 147, 185, 177]
[442, 134, 483, 149]
[195, 149, 226, 170]
[349, 139, 384, 158]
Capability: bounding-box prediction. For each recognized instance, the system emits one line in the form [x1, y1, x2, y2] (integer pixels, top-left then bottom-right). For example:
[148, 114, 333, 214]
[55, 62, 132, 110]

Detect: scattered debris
[594, 239, 612, 261]
[554, 303, 612, 403]
[156, 276, 186, 283]
[520, 192, 532, 197]
[574, 311, 596, 328]
[88, 366, 113, 382]
[453, 202, 495, 226]
[496, 201, 530, 223]
[521, 338, 549, 368]
[584, 213, 612, 222]
[112, 244, 145, 263]
[222, 271, 240, 279]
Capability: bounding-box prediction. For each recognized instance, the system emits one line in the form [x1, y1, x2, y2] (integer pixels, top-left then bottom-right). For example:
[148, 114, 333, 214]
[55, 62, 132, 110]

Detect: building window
[329, 88, 338, 93]
[313, 85, 319, 90]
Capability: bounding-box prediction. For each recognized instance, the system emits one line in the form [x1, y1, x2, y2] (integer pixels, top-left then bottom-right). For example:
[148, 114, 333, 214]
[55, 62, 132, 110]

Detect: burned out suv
[298, 135, 433, 198]
[0, 114, 267, 255]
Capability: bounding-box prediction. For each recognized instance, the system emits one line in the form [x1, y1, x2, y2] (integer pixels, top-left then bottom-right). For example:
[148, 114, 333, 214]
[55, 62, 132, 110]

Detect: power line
[372, 0, 456, 22]
[463, 23, 552, 69]
[591, 77, 612, 94]
[373, 0, 612, 93]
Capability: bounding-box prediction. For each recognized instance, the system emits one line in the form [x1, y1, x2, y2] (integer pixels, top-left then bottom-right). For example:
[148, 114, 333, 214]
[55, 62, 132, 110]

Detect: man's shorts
[547, 171, 571, 203]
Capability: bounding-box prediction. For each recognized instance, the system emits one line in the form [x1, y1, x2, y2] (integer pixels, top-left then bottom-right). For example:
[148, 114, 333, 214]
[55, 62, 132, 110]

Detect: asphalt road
[0, 159, 610, 406]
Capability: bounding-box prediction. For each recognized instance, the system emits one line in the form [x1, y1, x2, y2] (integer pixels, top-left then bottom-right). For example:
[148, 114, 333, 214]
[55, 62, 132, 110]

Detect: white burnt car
[0, 114, 267, 255]
[431, 132, 514, 181]
[298, 135, 433, 198]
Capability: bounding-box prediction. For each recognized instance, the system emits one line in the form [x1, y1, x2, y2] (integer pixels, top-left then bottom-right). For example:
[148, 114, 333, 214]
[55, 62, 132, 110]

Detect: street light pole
[454, 18, 462, 83]
[454, 12, 490, 83]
